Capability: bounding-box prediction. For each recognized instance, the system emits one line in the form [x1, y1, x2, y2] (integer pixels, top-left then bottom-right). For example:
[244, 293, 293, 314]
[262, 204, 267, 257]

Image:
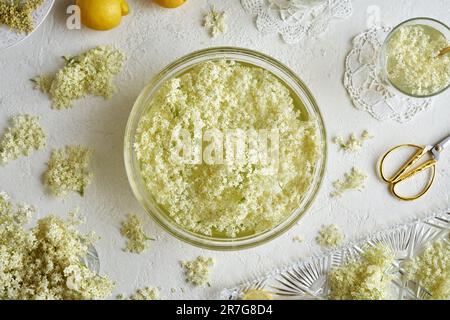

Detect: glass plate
[220, 208, 450, 300]
[0, 0, 55, 50]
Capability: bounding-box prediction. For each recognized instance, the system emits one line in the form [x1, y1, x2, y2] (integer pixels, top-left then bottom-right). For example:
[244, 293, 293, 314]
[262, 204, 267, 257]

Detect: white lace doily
[0, 0, 55, 51]
[344, 27, 433, 123]
[241, 0, 353, 44]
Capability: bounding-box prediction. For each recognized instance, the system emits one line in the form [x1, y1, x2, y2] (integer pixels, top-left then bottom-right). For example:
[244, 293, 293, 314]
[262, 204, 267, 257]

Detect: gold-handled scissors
[379, 134, 450, 201]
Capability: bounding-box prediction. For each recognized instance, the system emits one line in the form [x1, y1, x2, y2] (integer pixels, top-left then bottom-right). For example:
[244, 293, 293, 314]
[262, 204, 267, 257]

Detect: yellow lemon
[76, 0, 129, 31]
[242, 289, 273, 300]
[154, 0, 187, 9]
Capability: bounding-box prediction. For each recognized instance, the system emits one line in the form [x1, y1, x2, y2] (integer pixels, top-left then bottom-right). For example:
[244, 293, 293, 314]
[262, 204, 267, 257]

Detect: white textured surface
[0, 0, 449, 300]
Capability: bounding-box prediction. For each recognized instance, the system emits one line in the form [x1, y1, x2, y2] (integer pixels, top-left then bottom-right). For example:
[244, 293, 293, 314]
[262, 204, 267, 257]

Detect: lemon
[154, 0, 187, 9]
[242, 289, 273, 300]
[76, 0, 129, 31]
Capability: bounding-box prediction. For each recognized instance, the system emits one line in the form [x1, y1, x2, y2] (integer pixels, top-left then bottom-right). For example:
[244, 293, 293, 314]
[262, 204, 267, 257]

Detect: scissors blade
[431, 134, 450, 160]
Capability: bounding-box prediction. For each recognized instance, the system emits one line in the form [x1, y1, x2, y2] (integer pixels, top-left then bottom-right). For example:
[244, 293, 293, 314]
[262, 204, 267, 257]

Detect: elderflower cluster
[0, 193, 114, 300]
[0, 0, 44, 33]
[203, 9, 227, 38]
[0, 114, 46, 165]
[34, 46, 126, 109]
[328, 244, 395, 300]
[135, 60, 320, 237]
[316, 224, 344, 248]
[120, 214, 154, 254]
[44, 145, 92, 196]
[181, 256, 214, 287]
[333, 130, 373, 152]
[117, 287, 160, 300]
[404, 240, 449, 300]
[331, 167, 367, 197]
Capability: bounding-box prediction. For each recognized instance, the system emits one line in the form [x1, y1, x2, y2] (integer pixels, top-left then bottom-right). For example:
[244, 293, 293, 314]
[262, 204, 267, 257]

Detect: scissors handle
[379, 144, 437, 201]
[394, 158, 437, 182]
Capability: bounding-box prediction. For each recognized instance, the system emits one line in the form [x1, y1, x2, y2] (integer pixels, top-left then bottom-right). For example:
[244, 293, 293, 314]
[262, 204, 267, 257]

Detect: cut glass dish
[221, 208, 449, 300]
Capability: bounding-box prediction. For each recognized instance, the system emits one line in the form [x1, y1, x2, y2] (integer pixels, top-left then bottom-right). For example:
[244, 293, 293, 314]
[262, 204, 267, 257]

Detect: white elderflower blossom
[316, 224, 344, 248]
[34, 46, 125, 109]
[0, 114, 46, 165]
[0, 193, 114, 300]
[181, 256, 214, 287]
[329, 244, 395, 300]
[333, 130, 373, 152]
[331, 167, 367, 197]
[120, 214, 154, 254]
[203, 9, 227, 38]
[134, 60, 320, 237]
[44, 145, 92, 196]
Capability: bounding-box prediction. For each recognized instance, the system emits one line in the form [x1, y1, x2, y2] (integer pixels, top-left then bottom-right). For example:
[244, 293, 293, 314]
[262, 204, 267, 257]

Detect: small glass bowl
[379, 17, 450, 98]
[124, 47, 327, 250]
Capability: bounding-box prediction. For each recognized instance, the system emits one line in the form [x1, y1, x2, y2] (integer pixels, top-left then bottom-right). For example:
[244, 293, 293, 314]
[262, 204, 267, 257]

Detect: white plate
[0, 0, 55, 51]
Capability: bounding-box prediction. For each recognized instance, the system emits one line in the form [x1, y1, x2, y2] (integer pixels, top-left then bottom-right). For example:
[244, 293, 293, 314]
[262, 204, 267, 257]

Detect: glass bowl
[379, 17, 450, 98]
[124, 47, 327, 250]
